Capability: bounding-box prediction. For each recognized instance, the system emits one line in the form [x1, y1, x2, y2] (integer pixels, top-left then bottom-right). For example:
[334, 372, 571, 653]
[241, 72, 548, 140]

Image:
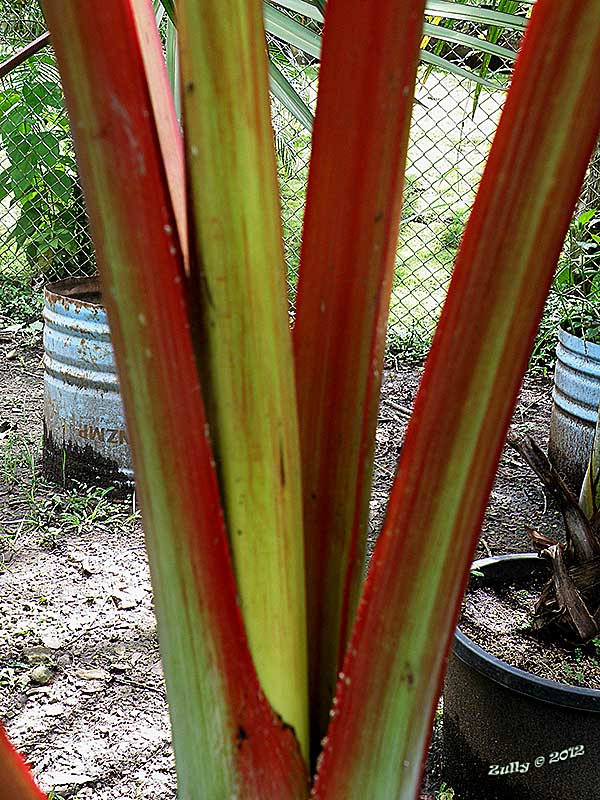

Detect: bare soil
[0, 326, 571, 799]
[461, 579, 600, 691]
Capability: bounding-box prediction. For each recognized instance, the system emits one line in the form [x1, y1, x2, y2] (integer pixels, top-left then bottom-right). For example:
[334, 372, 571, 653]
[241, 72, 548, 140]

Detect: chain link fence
[0, 4, 96, 291]
[270, 28, 512, 352]
[1, 3, 598, 360]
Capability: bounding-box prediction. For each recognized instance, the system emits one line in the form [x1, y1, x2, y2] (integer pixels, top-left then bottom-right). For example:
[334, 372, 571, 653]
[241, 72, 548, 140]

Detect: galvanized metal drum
[549, 327, 600, 491]
[43, 277, 133, 491]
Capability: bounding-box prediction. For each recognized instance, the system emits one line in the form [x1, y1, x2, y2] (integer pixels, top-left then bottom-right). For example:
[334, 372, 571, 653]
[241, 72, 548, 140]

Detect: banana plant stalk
[178, 0, 309, 759]
[312, 3, 600, 795]
[2, 0, 600, 798]
[0, 731, 45, 800]
[293, 0, 425, 750]
[39, 2, 307, 797]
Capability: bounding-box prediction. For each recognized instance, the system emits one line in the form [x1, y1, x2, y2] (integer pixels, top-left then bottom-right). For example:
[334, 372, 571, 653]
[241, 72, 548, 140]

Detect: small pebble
[29, 664, 54, 685]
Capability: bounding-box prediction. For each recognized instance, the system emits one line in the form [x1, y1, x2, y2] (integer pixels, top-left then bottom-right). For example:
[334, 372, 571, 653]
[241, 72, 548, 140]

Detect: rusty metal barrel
[43, 277, 133, 491]
[549, 327, 600, 491]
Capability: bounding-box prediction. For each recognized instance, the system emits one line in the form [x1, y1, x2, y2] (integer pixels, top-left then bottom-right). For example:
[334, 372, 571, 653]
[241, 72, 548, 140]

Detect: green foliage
[0, 279, 42, 322]
[439, 207, 469, 251]
[530, 208, 600, 371]
[553, 208, 600, 337]
[0, 54, 94, 278]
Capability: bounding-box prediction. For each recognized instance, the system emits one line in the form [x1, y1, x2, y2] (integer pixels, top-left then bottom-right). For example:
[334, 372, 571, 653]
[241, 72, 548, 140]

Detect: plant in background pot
[444, 434, 600, 800]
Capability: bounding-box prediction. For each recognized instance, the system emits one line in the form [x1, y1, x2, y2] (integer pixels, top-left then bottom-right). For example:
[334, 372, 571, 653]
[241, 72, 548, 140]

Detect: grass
[0, 432, 140, 553]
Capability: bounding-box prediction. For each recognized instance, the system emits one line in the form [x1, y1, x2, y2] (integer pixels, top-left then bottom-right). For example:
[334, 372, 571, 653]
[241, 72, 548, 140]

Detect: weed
[439, 208, 469, 251]
[436, 783, 455, 800]
[2, 433, 40, 488]
[28, 481, 139, 545]
[1, 438, 140, 544]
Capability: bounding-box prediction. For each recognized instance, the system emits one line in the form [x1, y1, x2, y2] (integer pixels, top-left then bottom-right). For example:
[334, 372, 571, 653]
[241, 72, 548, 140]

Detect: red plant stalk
[41, 1, 307, 797]
[0, 727, 46, 800]
[313, 1, 600, 797]
[293, 0, 426, 749]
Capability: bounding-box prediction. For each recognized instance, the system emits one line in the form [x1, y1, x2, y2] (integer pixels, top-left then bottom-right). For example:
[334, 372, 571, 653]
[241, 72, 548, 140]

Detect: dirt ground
[0, 330, 561, 799]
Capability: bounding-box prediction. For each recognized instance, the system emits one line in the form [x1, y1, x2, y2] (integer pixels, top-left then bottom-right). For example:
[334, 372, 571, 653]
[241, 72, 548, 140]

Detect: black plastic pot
[443, 554, 600, 800]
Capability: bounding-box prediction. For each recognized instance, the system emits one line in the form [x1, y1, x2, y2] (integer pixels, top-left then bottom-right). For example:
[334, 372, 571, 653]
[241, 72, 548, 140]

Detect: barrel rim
[558, 325, 600, 360]
[45, 276, 103, 308]
[453, 553, 600, 712]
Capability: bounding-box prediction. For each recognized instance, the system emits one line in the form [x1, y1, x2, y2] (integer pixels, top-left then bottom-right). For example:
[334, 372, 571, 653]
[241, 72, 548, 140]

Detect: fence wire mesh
[0, 4, 96, 288]
[1, 3, 598, 360]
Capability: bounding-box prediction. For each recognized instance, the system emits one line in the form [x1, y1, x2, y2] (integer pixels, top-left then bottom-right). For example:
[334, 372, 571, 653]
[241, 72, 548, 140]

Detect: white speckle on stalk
[138, 312, 147, 326]
[174, 275, 182, 284]
[164, 224, 173, 235]
[403, 85, 410, 96]
[169, 245, 177, 256]
[144, 347, 152, 359]
[110, 94, 146, 175]
[190, 145, 199, 157]
[320, 300, 326, 313]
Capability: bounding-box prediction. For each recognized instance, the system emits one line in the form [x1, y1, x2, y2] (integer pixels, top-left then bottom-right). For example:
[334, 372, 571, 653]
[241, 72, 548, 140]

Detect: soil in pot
[461, 570, 600, 690]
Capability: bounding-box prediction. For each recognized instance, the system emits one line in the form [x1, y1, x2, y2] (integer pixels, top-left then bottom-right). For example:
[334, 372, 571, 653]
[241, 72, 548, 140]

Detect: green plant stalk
[179, 0, 309, 759]
[41, 2, 308, 797]
[313, 1, 600, 796]
[293, 0, 425, 751]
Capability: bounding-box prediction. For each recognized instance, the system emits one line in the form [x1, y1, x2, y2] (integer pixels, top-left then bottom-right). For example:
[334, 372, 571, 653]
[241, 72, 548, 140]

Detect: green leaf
[4, 106, 28, 133]
[267, 0, 323, 22]
[36, 131, 61, 164]
[0, 168, 12, 203]
[158, 0, 176, 22]
[8, 166, 37, 200]
[0, 89, 20, 113]
[44, 170, 73, 203]
[422, 21, 517, 61]
[22, 83, 52, 114]
[578, 208, 597, 226]
[264, 4, 321, 58]
[269, 61, 314, 132]
[420, 50, 503, 89]
[425, 0, 527, 29]
[12, 206, 39, 248]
